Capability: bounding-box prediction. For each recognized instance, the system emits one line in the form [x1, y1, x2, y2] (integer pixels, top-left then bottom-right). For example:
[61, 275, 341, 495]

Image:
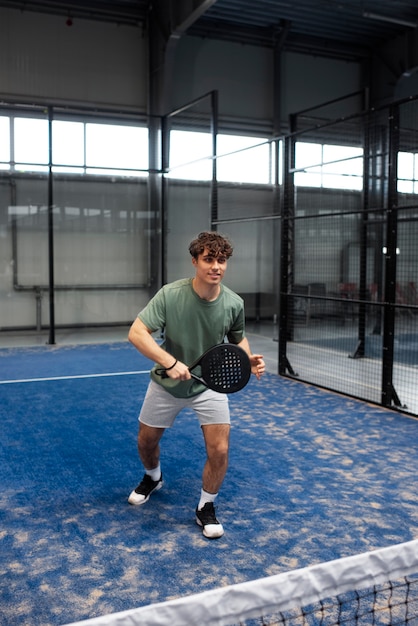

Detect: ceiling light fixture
[363, 11, 417, 29]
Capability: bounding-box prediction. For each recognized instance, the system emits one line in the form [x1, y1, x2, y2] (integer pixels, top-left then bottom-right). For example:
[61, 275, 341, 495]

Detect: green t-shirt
[138, 278, 245, 398]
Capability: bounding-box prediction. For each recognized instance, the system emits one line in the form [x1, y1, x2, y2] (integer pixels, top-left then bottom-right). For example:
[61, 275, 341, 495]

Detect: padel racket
[155, 343, 251, 394]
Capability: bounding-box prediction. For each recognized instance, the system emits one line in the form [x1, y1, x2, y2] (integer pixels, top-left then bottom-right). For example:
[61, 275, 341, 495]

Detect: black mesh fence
[280, 95, 418, 417]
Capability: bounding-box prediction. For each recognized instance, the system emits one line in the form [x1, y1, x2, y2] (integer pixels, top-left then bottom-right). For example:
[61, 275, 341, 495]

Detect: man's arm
[237, 336, 265, 380]
[128, 317, 190, 380]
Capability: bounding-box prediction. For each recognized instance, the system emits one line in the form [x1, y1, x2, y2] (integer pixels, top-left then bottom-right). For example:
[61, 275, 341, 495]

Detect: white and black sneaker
[128, 473, 163, 505]
[195, 502, 224, 539]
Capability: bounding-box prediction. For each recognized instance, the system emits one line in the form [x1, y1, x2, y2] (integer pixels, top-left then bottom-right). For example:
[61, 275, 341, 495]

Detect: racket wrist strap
[165, 358, 177, 371]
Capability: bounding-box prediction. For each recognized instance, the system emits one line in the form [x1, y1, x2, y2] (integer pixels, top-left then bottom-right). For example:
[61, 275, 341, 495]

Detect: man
[128, 231, 265, 539]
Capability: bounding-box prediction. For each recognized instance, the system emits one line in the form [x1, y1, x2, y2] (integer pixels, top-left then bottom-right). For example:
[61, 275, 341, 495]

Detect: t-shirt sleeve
[137, 288, 166, 332]
[226, 305, 246, 344]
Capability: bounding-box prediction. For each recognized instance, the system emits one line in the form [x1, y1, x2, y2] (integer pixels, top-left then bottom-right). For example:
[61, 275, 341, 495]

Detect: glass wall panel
[165, 121, 279, 331]
[1, 177, 49, 339]
[216, 140, 279, 327]
[165, 180, 213, 282]
[0, 107, 150, 347]
[51, 178, 150, 335]
[222, 218, 279, 326]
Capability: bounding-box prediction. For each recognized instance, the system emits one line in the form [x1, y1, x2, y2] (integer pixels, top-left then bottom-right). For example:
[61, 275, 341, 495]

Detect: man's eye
[202, 256, 226, 263]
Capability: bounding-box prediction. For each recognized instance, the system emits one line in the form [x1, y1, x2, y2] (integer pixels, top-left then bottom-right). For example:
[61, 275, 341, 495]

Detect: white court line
[0, 370, 151, 385]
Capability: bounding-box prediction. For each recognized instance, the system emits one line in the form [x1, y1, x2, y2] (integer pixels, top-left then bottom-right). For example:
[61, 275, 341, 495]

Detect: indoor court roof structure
[1, 0, 418, 59]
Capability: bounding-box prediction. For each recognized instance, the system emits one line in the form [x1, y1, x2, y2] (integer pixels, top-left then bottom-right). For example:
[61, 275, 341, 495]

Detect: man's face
[192, 247, 228, 286]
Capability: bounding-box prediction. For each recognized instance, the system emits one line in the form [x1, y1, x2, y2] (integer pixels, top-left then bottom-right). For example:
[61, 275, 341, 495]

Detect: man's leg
[201, 423, 230, 494]
[195, 424, 230, 538]
[128, 423, 165, 505]
[138, 422, 165, 471]
[129, 380, 183, 506]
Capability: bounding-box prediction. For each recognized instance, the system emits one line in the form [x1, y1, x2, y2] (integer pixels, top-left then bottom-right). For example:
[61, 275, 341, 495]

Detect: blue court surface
[1, 342, 418, 626]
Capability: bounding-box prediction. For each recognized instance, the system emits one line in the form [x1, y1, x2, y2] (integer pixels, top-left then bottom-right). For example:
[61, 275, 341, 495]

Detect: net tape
[64, 539, 418, 626]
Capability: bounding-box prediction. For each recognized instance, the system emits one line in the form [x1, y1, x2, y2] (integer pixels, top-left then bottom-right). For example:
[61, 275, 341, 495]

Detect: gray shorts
[139, 380, 230, 428]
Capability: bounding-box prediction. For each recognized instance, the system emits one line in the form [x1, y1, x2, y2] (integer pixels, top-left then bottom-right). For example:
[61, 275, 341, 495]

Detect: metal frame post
[381, 104, 401, 408]
[47, 107, 55, 345]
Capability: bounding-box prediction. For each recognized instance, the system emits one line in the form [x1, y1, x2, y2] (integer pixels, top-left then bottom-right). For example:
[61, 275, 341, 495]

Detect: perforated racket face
[199, 344, 251, 393]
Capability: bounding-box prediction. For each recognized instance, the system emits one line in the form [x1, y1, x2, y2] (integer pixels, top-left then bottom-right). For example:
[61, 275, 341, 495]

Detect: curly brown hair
[188, 231, 233, 259]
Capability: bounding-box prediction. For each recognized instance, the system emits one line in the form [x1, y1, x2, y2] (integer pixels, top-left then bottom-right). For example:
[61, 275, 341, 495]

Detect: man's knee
[210, 439, 229, 459]
[138, 424, 164, 452]
[203, 425, 230, 460]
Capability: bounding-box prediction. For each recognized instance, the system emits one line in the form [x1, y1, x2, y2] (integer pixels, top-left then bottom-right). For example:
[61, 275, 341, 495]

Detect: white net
[63, 539, 418, 626]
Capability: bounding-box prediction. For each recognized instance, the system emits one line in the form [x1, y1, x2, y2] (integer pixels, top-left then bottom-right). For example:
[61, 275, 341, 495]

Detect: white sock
[198, 489, 217, 511]
[145, 464, 161, 482]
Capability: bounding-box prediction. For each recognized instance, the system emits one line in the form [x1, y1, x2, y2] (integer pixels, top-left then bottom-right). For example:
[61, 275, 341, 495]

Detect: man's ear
[191, 256, 197, 266]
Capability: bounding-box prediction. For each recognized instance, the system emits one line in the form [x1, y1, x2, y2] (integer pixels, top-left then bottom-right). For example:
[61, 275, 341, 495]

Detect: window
[398, 151, 418, 193]
[85, 123, 148, 176]
[0, 116, 10, 170]
[7, 116, 148, 176]
[168, 130, 213, 180]
[294, 143, 322, 188]
[295, 142, 363, 190]
[52, 121, 85, 173]
[322, 145, 363, 190]
[4, 111, 412, 195]
[14, 117, 49, 172]
[217, 135, 274, 184]
[168, 130, 274, 184]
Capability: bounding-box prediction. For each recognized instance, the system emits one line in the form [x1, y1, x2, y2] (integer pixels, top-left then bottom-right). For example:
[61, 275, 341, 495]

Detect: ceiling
[1, 0, 418, 60]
